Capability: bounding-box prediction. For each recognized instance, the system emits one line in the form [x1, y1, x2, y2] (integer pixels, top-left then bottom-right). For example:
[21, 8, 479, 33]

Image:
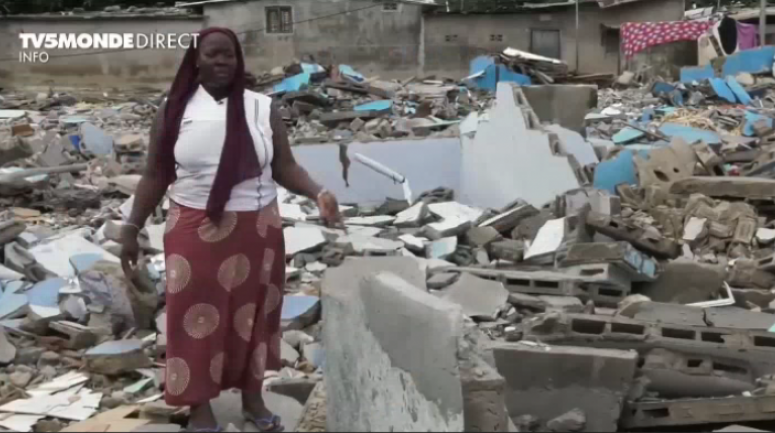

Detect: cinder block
[489, 342, 637, 432]
[622, 395, 775, 428]
[561, 242, 659, 282]
[640, 348, 756, 398]
[522, 313, 775, 378]
[452, 267, 583, 297]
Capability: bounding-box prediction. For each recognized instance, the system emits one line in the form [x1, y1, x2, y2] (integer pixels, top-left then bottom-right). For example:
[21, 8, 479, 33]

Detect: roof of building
[728, 7, 775, 20]
[176, 0, 439, 6]
[427, 0, 652, 14]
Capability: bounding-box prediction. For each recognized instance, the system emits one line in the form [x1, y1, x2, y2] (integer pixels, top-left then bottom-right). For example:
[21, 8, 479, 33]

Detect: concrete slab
[671, 177, 775, 199]
[322, 260, 464, 431]
[84, 339, 152, 375]
[79, 123, 114, 156]
[29, 234, 119, 278]
[440, 273, 508, 320]
[489, 342, 637, 432]
[283, 227, 328, 258]
[334, 235, 401, 255]
[545, 124, 598, 166]
[638, 259, 726, 304]
[394, 202, 428, 227]
[426, 237, 457, 260]
[460, 83, 579, 210]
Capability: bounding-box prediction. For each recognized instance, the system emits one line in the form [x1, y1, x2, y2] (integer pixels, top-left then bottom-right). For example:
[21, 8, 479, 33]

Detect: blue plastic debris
[593, 149, 651, 193]
[613, 127, 645, 145]
[273, 72, 311, 94]
[339, 64, 364, 82]
[68, 135, 81, 152]
[709, 78, 736, 104]
[743, 110, 774, 136]
[726, 76, 753, 105]
[658, 123, 721, 145]
[354, 100, 393, 112]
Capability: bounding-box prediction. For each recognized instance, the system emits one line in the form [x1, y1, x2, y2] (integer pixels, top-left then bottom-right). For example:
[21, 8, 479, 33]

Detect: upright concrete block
[322, 258, 461, 431]
[488, 342, 637, 432]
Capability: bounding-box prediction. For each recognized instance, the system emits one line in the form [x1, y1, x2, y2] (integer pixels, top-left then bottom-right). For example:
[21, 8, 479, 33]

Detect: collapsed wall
[321, 257, 510, 432]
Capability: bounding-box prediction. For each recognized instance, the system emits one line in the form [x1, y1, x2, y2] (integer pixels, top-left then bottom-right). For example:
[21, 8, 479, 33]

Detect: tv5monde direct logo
[18, 32, 200, 63]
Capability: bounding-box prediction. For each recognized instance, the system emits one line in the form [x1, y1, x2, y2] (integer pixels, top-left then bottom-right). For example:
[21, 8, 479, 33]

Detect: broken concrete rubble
[488, 341, 636, 432]
[8, 58, 775, 433]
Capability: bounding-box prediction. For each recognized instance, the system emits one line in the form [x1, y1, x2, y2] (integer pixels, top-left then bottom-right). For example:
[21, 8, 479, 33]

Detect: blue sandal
[243, 412, 284, 432]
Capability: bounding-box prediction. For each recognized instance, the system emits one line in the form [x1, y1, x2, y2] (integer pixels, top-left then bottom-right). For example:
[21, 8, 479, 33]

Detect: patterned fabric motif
[163, 200, 285, 406]
[621, 21, 715, 58]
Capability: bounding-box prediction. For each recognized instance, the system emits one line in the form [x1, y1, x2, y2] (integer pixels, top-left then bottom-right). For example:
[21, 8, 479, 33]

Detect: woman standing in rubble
[119, 27, 342, 432]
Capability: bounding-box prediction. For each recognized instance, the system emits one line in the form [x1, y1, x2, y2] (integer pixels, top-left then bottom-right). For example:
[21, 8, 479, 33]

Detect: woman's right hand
[120, 225, 141, 278]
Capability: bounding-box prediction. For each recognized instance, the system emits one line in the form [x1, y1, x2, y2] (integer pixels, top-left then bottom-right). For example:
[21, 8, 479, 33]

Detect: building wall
[204, 0, 423, 78]
[0, 16, 203, 89]
[627, 40, 697, 81]
[422, 0, 685, 78]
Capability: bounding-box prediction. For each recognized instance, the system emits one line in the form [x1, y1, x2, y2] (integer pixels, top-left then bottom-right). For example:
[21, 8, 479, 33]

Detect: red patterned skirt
[162, 200, 285, 406]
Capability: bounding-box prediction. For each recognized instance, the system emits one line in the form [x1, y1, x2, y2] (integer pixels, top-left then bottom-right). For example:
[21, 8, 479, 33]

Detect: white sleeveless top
[168, 85, 278, 211]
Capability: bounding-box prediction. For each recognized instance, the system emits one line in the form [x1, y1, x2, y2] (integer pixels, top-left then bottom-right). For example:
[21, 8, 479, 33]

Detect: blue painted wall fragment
[470, 55, 495, 77]
[355, 100, 393, 112]
[681, 46, 775, 83]
[710, 78, 736, 103]
[680, 64, 714, 83]
[658, 123, 721, 145]
[743, 110, 774, 136]
[726, 76, 753, 105]
[613, 127, 645, 144]
[651, 83, 684, 106]
[273, 72, 311, 93]
[722, 46, 775, 77]
[471, 64, 531, 90]
[339, 64, 364, 82]
[469, 55, 531, 90]
[593, 149, 651, 193]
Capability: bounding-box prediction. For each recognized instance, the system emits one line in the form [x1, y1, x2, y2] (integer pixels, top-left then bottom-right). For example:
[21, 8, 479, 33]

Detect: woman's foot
[187, 403, 221, 432]
[242, 392, 284, 432]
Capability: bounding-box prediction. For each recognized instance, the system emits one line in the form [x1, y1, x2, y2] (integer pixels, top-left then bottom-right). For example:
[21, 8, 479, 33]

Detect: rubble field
[4, 50, 775, 432]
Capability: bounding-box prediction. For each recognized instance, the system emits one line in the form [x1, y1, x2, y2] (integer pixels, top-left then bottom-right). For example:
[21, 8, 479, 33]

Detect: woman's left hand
[317, 190, 344, 228]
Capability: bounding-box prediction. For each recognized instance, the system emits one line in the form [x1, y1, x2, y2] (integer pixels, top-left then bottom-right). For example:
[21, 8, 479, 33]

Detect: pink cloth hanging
[621, 21, 715, 58]
[737, 21, 760, 50]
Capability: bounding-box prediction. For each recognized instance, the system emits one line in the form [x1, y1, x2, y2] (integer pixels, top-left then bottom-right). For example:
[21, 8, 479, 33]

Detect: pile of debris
[248, 62, 489, 144]
[311, 80, 775, 433]
[6, 45, 775, 432]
